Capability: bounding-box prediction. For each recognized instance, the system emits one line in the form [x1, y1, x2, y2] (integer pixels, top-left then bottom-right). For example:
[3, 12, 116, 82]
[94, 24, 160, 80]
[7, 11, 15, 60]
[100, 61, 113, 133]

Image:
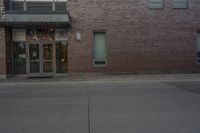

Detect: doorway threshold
[28, 74, 54, 79]
[28, 76, 53, 79]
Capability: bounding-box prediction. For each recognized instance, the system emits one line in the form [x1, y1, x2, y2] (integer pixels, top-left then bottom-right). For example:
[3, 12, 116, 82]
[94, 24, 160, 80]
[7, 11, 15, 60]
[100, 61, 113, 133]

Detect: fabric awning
[0, 14, 70, 27]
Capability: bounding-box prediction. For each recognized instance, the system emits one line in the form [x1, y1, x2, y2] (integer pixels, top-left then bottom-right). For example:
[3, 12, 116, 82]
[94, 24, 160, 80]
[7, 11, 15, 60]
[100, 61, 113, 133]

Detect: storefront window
[29, 44, 40, 73]
[26, 28, 55, 41]
[43, 44, 53, 72]
[55, 29, 68, 41]
[14, 42, 26, 74]
[56, 41, 68, 73]
[12, 29, 26, 41]
[12, 28, 68, 75]
[43, 62, 53, 72]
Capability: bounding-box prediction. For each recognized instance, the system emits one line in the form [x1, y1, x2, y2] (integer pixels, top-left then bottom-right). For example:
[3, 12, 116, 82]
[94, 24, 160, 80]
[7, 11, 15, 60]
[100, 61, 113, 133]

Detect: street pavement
[0, 80, 200, 133]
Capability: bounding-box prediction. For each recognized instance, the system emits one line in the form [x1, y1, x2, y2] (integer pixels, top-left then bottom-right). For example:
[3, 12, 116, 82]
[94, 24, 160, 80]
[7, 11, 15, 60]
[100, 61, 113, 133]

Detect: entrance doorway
[13, 28, 68, 77]
[27, 42, 54, 77]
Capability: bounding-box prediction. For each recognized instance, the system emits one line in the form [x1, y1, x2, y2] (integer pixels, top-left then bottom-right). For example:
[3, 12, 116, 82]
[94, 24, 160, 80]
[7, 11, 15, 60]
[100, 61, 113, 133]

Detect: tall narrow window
[197, 32, 200, 64]
[149, 0, 164, 9]
[56, 41, 68, 73]
[14, 42, 26, 74]
[173, 0, 188, 9]
[12, 29, 27, 74]
[93, 32, 107, 67]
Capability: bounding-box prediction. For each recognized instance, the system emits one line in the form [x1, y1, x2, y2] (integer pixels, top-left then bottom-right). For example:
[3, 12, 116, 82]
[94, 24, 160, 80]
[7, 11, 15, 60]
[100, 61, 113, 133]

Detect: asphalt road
[0, 80, 200, 133]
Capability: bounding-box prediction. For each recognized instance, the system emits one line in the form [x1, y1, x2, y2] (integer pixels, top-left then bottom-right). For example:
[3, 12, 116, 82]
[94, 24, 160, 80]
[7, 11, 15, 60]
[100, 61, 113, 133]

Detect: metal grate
[9, 1, 67, 13]
[4, 0, 11, 10]
[55, 2, 66, 11]
[11, 2, 24, 11]
[27, 2, 52, 11]
[94, 61, 106, 65]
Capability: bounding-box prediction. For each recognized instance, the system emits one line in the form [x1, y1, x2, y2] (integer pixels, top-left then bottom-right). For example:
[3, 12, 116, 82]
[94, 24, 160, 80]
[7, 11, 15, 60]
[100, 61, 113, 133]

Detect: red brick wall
[1, 0, 200, 77]
[67, 0, 200, 73]
[0, 0, 12, 78]
[0, 28, 6, 78]
[5, 28, 13, 75]
[0, 1, 6, 78]
[0, 0, 3, 6]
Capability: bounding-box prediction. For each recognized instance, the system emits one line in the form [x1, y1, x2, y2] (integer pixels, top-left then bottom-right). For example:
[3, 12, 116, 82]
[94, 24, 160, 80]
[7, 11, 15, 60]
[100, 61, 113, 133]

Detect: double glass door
[28, 42, 54, 76]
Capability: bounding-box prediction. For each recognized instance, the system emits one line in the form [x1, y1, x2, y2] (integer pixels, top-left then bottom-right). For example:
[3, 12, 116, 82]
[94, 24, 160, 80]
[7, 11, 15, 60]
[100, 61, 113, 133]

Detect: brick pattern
[1, 0, 200, 77]
[67, 0, 200, 73]
[0, 0, 3, 6]
[5, 28, 12, 75]
[0, 28, 6, 77]
[1, 1, 12, 77]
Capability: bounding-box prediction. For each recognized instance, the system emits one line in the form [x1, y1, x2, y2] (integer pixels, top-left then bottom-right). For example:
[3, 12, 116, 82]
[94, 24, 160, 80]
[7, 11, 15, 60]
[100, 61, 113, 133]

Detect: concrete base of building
[0, 75, 6, 79]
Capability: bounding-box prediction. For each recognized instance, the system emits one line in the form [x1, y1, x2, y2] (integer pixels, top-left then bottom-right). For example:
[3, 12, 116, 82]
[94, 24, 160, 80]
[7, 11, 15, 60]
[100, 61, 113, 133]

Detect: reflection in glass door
[29, 44, 40, 73]
[14, 42, 27, 74]
[43, 44, 53, 73]
[56, 42, 68, 73]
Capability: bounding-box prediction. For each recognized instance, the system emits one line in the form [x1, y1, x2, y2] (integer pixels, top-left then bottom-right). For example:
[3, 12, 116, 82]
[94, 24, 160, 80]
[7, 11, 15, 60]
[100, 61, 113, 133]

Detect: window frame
[197, 30, 200, 65]
[13, 41, 27, 74]
[92, 31, 107, 67]
[148, 0, 164, 9]
[10, 0, 67, 12]
[172, 0, 188, 9]
[55, 41, 68, 73]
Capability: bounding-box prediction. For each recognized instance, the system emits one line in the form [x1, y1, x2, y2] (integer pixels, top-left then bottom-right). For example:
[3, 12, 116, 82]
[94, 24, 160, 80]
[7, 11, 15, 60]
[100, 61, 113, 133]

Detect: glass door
[28, 42, 54, 77]
[42, 43, 53, 73]
[29, 43, 40, 74]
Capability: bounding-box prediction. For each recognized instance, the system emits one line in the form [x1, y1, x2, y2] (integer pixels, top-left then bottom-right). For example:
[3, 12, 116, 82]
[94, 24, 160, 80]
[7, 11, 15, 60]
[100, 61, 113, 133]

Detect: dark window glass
[29, 44, 39, 60]
[14, 42, 26, 74]
[197, 32, 200, 63]
[29, 44, 40, 73]
[30, 62, 40, 73]
[43, 62, 53, 72]
[56, 42, 68, 73]
[43, 44, 53, 60]
[43, 44, 53, 73]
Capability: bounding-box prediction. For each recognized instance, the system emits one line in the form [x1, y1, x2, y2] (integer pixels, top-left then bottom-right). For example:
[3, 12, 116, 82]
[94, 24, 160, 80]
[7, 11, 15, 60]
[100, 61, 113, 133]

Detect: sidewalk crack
[86, 87, 91, 133]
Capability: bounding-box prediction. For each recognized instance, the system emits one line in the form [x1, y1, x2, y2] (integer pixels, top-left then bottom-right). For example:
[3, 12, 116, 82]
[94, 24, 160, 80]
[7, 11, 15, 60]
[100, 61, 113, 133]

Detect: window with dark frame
[93, 32, 107, 67]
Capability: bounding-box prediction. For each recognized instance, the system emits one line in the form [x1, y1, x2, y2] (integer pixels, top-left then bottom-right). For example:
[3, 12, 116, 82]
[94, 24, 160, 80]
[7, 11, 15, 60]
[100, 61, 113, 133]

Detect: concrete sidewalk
[1, 73, 200, 83]
[0, 80, 200, 133]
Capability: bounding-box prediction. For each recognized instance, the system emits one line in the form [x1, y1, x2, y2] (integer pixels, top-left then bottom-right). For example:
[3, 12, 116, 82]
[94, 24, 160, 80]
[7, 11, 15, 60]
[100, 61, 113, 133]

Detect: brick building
[0, 0, 200, 79]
